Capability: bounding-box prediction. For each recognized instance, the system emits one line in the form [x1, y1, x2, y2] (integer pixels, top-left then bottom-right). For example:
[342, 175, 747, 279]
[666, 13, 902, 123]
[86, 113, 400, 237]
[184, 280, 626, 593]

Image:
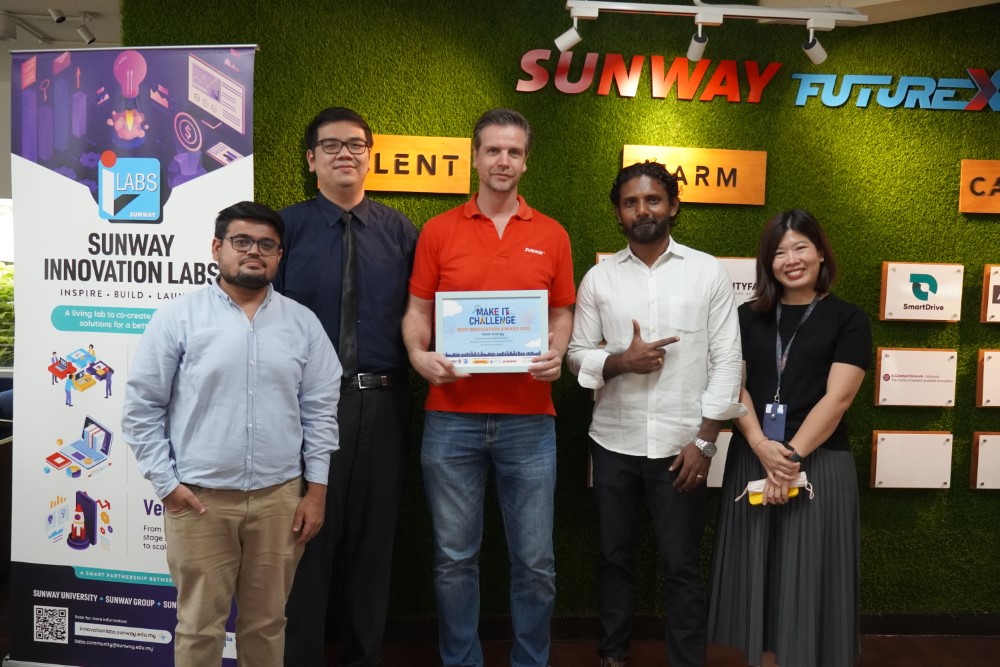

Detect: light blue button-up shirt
[122, 281, 341, 499]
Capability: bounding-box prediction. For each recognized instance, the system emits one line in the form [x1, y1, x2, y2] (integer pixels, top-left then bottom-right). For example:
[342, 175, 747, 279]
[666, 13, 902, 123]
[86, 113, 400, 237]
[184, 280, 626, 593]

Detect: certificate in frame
[435, 290, 548, 373]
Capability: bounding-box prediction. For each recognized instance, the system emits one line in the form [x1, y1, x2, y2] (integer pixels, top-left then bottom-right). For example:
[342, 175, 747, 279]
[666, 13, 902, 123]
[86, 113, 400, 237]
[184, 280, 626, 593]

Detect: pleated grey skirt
[707, 437, 861, 667]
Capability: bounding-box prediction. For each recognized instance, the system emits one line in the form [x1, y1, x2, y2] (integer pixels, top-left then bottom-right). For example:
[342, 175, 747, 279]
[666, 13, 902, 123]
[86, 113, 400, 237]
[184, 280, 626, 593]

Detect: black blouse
[737, 294, 872, 450]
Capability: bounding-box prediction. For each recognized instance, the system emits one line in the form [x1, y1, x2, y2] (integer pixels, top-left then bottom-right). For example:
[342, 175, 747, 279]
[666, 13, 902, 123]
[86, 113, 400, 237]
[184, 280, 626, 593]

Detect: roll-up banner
[8, 45, 256, 666]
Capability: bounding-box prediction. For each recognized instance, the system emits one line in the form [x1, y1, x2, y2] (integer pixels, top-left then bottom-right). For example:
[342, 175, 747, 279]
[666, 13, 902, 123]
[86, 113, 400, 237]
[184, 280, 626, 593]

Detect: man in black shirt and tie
[276, 107, 418, 667]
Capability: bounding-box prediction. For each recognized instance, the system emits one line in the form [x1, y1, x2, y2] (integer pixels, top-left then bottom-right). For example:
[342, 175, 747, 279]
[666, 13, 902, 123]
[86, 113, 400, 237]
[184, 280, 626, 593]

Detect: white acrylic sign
[875, 348, 957, 407]
[972, 433, 1000, 489]
[980, 265, 1000, 323]
[871, 431, 953, 488]
[717, 257, 756, 305]
[880, 261, 963, 322]
[976, 350, 1000, 407]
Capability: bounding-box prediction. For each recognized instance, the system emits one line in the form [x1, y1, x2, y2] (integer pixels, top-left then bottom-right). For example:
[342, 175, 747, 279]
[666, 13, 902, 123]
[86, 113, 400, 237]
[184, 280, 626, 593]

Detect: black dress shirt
[274, 193, 418, 373]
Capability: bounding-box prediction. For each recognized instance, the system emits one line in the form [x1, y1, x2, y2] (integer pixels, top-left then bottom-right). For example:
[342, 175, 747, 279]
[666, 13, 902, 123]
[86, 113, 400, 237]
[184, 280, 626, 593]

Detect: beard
[219, 264, 271, 290]
[625, 214, 671, 244]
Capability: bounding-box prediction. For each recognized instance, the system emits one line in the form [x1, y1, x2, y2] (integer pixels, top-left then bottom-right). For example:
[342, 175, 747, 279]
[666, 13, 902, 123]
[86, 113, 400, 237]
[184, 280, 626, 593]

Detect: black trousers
[284, 383, 411, 667]
[591, 438, 708, 667]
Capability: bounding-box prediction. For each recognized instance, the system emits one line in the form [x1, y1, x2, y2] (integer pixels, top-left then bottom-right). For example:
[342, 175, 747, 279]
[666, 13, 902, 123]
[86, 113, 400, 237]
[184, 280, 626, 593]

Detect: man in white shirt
[566, 161, 744, 667]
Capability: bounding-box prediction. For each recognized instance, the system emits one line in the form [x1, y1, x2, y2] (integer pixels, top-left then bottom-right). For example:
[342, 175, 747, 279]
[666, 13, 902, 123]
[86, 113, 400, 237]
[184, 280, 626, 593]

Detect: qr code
[34, 605, 69, 644]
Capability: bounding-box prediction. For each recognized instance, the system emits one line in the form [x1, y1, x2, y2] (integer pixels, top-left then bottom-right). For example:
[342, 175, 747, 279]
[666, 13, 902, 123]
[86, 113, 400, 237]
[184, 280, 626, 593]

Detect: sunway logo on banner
[515, 49, 1000, 112]
[97, 150, 162, 223]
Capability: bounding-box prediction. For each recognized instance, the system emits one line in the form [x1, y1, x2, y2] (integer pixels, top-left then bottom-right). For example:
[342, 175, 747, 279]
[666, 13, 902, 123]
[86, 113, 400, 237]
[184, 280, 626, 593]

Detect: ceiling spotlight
[802, 18, 834, 65]
[77, 12, 95, 44]
[687, 27, 708, 62]
[554, 20, 582, 52]
[686, 13, 722, 63]
[554, 5, 599, 53]
[0, 12, 17, 41]
[802, 34, 827, 65]
[77, 24, 95, 44]
[48, 9, 66, 23]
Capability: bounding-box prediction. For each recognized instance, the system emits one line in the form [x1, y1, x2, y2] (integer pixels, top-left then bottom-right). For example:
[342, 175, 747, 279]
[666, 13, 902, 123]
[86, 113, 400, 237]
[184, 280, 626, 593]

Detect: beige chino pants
[164, 478, 305, 667]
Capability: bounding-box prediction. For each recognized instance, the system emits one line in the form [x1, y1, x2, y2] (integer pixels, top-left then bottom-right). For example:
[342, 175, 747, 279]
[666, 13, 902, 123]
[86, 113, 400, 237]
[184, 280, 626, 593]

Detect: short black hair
[472, 108, 534, 155]
[610, 161, 680, 208]
[305, 107, 373, 151]
[214, 201, 285, 243]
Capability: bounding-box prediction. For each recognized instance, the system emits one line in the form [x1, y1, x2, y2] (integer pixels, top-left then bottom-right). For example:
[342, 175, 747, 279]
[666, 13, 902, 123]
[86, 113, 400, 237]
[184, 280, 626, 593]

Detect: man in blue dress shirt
[122, 201, 342, 667]
[276, 107, 418, 667]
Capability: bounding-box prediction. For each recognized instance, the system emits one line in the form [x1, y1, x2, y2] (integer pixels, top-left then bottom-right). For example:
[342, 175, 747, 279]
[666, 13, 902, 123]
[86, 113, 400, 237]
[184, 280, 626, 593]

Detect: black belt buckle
[356, 373, 387, 390]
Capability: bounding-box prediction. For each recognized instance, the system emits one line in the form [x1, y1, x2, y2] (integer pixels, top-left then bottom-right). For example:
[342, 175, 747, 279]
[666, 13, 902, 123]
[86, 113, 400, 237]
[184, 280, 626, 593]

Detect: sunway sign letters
[515, 50, 999, 113]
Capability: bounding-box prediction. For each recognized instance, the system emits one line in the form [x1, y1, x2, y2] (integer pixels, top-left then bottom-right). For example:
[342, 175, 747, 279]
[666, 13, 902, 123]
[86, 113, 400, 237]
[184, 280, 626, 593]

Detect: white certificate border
[435, 290, 549, 374]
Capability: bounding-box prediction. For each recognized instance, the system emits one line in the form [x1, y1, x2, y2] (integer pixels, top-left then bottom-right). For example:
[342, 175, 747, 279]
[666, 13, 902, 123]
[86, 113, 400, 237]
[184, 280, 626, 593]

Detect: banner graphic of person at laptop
[43, 415, 114, 478]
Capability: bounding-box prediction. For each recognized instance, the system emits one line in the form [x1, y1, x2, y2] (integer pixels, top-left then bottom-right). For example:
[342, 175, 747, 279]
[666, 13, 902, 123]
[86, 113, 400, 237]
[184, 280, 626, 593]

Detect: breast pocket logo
[98, 150, 162, 223]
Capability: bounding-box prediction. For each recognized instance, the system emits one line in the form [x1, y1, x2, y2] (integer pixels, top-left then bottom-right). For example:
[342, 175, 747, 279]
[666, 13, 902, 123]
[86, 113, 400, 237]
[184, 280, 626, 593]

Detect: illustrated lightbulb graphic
[112, 50, 147, 130]
[113, 49, 147, 99]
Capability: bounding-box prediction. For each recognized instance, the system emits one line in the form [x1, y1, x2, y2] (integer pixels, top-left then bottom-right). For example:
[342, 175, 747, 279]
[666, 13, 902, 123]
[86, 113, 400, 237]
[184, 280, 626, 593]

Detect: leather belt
[343, 371, 407, 390]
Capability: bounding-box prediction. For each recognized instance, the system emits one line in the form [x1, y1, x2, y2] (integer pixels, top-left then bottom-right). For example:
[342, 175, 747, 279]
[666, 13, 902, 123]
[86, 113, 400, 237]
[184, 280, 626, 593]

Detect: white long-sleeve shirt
[567, 239, 745, 458]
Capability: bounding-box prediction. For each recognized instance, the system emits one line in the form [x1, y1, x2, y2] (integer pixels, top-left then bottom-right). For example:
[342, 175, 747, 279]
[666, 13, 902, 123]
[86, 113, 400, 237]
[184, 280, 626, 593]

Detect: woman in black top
[708, 210, 872, 667]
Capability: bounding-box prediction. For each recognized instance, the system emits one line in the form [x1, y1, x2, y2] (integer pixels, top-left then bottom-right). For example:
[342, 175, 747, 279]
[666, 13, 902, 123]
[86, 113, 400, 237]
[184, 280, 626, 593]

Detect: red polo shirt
[409, 195, 576, 415]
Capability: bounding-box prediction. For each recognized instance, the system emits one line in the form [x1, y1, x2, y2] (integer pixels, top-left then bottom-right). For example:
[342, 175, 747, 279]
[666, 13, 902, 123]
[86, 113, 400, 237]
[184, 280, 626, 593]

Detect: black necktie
[339, 211, 358, 379]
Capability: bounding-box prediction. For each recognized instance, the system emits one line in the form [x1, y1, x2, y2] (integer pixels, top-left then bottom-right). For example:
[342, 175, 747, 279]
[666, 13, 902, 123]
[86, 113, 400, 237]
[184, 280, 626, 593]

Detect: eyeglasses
[314, 138, 370, 155]
[224, 235, 282, 256]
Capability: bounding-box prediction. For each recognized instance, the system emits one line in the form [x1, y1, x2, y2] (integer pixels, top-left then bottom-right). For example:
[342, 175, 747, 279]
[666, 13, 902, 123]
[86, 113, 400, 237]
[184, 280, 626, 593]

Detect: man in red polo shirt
[403, 108, 575, 667]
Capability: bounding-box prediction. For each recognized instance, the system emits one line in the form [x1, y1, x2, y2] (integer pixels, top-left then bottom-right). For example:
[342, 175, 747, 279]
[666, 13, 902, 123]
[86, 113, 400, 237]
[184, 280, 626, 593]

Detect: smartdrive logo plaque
[98, 150, 162, 223]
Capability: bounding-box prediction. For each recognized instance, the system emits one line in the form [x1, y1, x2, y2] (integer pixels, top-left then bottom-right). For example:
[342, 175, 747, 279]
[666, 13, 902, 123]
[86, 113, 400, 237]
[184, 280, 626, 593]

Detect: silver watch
[693, 437, 717, 458]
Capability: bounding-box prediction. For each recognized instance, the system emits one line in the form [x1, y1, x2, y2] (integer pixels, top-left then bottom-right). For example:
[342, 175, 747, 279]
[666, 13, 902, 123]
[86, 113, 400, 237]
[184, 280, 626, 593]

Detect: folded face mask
[735, 472, 813, 505]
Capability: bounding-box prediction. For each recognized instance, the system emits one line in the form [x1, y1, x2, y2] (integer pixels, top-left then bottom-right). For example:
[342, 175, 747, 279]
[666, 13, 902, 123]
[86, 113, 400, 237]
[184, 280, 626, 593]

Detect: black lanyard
[773, 296, 819, 403]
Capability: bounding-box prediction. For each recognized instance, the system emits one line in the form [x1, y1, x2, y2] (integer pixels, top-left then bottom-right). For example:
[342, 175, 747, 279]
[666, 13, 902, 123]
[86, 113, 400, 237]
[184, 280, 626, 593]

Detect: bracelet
[752, 436, 768, 450]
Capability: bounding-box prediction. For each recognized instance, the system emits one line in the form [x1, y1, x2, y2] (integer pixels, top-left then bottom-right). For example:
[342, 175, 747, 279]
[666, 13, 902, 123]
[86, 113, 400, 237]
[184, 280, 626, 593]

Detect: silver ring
[696, 474, 704, 479]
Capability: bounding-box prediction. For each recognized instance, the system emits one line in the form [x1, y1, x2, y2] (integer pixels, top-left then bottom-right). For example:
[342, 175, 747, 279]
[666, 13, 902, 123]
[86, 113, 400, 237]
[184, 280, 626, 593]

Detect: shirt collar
[316, 191, 371, 228]
[620, 237, 687, 266]
[462, 194, 533, 222]
[210, 278, 274, 309]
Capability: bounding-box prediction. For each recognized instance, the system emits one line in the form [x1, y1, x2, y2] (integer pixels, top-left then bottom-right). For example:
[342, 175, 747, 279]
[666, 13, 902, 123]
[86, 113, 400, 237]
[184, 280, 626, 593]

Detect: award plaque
[435, 290, 548, 373]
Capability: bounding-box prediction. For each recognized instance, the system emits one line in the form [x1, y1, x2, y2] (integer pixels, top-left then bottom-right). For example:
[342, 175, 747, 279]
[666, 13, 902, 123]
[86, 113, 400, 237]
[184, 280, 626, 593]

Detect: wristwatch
[692, 437, 717, 458]
[782, 440, 805, 463]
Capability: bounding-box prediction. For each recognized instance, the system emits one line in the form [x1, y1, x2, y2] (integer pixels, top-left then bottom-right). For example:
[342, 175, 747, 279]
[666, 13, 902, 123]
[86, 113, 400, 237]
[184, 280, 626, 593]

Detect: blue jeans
[421, 411, 557, 667]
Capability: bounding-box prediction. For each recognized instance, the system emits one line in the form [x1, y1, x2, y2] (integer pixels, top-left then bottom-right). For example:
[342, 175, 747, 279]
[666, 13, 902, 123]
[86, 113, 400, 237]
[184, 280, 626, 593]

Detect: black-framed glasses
[314, 138, 369, 155]
[224, 235, 282, 256]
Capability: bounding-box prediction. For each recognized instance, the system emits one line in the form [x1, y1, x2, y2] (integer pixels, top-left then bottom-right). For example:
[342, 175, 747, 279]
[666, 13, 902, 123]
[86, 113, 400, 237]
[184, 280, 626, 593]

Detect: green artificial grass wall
[122, 0, 1000, 617]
